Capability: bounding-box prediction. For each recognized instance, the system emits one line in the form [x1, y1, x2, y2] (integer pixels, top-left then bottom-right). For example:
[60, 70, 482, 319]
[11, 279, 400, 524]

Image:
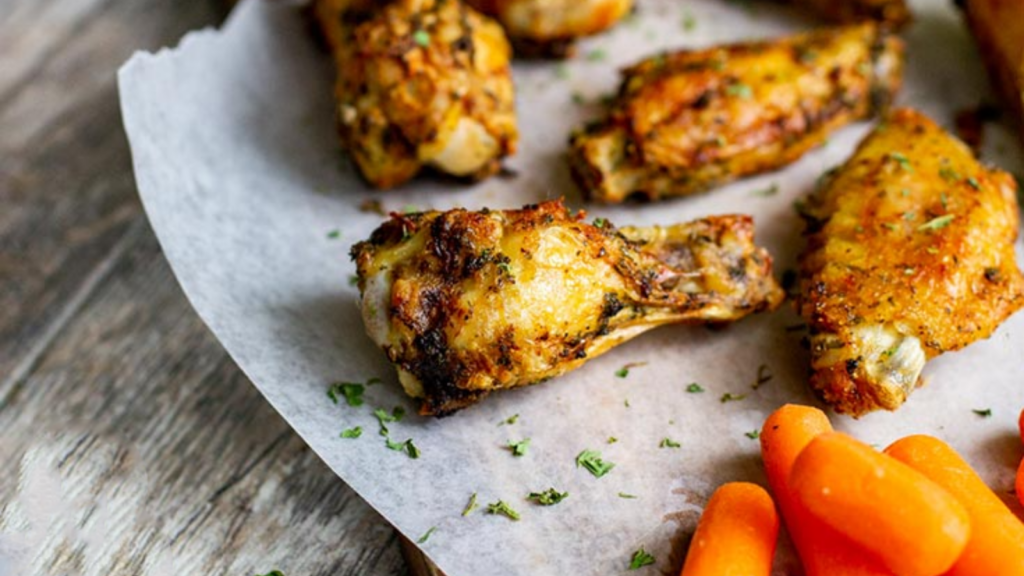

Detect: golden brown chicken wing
[312, 0, 518, 189]
[959, 0, 1024, 143]
[352, 200, 784, 415]
[569, 23, 904, 203]
[796, 108, 1024, 416]
[775, 0, 911, 30]
[464, 0, 634, 58]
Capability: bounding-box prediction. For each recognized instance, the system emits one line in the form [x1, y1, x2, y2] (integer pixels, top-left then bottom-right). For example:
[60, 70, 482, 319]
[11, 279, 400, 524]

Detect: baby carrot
[679, 482, 778, 576]
[790, 432, 971, 576]
[759, 405, 894, 576]
[884, 434, 1024, 576]
[1018, 458, 1024, 510]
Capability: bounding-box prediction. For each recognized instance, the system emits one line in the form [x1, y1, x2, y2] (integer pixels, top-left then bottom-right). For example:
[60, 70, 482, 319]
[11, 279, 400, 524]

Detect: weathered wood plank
[0, 227, 406, 576]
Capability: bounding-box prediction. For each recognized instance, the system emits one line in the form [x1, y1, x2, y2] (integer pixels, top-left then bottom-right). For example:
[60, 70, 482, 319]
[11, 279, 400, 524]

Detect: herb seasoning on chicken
[569, 23, 903, 203]
[796, 108, 1024, 416]
[352, 200, 784, 415]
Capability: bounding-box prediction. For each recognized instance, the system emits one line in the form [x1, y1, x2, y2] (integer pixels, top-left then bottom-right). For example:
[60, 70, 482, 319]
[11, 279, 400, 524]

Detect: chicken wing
[312, 0, 518, 189]
[352, 200, 784, 415]
[569, 23, 904, 203]
[775, 0, 911, 30]
[464, 0, 634, 58]
[796, 108, 1024, 416]
[959, 0, 1024, 143]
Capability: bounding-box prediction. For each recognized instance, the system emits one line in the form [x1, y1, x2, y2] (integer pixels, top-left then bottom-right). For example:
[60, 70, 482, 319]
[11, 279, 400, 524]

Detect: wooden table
[0, 2, 430, 574]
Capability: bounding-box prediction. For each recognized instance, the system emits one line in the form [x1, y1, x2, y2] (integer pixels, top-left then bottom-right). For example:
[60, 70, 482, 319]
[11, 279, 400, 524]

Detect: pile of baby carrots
[678, 404, 1024, 576]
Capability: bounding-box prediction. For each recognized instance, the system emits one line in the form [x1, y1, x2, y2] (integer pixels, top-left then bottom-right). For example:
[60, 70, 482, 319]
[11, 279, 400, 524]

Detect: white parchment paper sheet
[119, 0, 1024, 574]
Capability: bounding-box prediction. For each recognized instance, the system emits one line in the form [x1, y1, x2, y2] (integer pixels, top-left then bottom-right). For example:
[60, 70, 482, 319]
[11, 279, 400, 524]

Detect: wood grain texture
[0, 1, 419, 574]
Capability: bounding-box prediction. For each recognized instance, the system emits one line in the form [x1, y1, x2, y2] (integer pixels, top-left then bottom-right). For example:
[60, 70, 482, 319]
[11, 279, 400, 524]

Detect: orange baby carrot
[679, 482, 779, 576]
[791, 432, 971, 576]
[1018, 458, 1024, 510]
[759, 405, 894, 576]
[884, 434, 1024, 576]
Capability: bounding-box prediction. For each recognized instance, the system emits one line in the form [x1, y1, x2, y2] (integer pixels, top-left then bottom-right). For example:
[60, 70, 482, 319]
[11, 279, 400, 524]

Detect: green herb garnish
[413, 30, 430, 47]
[576, 449, 615, 478]
[973, 408, 992, 417]
[745, 430, 760, 440]
[486, 500, 521, 520]
[615, 362, 646, 378]
[726, 83, 753, 99]
[720, 392, 747, 403]
[682, 12, 696, 31]
[327, 229, 341, 239]
[340, 426, 363, 439]
[327, 382, 365, 406]
[628, 547, 656, 570]
[918, 214, 955, 232]
[385, 438, 420, 458]
[256, 570, 285, 576]
[752, 183, 779, 197]
[463, 492, 479, 516]
[374, 406, 406, 436]
[752, 364, 772, 389]
[686, 383, 705, 393]
[659, 438, 681, 448]
[417, 526, 437, 544]
[586, 48, 607, 62]
[528, 488, 568, 506]
[618, 492, 638, 499]
[499, 413, 520, 426]
[507, 438, 531, 457]
[939, 166, 961, 182]
[593, 217, 607, 228]
[966, 176, 981, 190]
[607, 436, 618, 444]
[890, 152, 913, 172]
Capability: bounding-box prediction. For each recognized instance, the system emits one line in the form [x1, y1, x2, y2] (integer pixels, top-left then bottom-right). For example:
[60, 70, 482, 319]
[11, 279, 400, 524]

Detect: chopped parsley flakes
[499, 413, 520, 426]
[256, 571, 284, 576]
[720, 392, 747, 403]
[327, 382, 365, 406]
[486, 500, 521, 520]
[615, 362, 647, 378]
[374, 406, 406, 436]
[726, 83, 753, 99]
[628, 547, 656, 570]
[385, 438, 420, 459]
[586, 48, 607, 62]
[918, 214, 955, 232]
[576, 449, 615, 478]
[507, 438, 531, 457]
[659, 438, 681, 449]
[528, 488, 568, 506]
[973, 408, 992, 417]
[462, 492, 479, 516]
[417, 526, 437, 544]
[340, 426, 363, 439]
[686, 383, 705, 393]
[326, 229, 341, 239]
[752, 364, 772, 389]
[745, 430, 760, 440]
[618, 492, 638, 499]
[412, 30, 430, 47]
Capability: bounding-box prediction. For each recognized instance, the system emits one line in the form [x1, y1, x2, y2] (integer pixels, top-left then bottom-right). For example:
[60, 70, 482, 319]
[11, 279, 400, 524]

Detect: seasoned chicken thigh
[797, 108, 1024, 416]
[352, 200, 784, 415]
[465, 0, 634, 57]
[569, 23, 904, 203]
[312, 0, 518, 189]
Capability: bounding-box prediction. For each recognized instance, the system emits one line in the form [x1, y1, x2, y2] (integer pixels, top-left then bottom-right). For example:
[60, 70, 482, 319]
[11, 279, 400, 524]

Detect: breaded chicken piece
[352, 200, 784, 415]
[959, 0, 1024, 143]
[312, 0, 518, 189]
[464, 0, 634, 58]
[797, 108, 1024, 416]
[776, 0, 911, 30]
[569, 23, 904, 203]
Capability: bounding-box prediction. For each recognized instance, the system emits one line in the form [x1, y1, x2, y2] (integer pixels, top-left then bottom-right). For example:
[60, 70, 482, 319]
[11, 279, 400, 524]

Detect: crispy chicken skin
[959, 0, 1024, 142]
[777, 0, 911, 30]
[797, 108, 1024, 416]
[352, 200, 784, 416]
[312, 0, 518, 189]
[569, 23, 904, 203]
[464, 0, 634, 58]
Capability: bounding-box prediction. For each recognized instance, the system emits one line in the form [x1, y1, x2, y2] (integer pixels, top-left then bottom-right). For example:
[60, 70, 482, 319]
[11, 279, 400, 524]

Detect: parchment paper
[118, 1, 1024, 574]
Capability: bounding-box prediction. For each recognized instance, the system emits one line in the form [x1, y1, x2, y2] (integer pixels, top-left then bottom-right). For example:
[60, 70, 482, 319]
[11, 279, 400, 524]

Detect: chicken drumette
[569, 23, 904, 203]
[464, 0, 634, 58]
[352, 200, 784, 415]
[797, 108, 1024, 416]
[312, 0, 518, 189]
